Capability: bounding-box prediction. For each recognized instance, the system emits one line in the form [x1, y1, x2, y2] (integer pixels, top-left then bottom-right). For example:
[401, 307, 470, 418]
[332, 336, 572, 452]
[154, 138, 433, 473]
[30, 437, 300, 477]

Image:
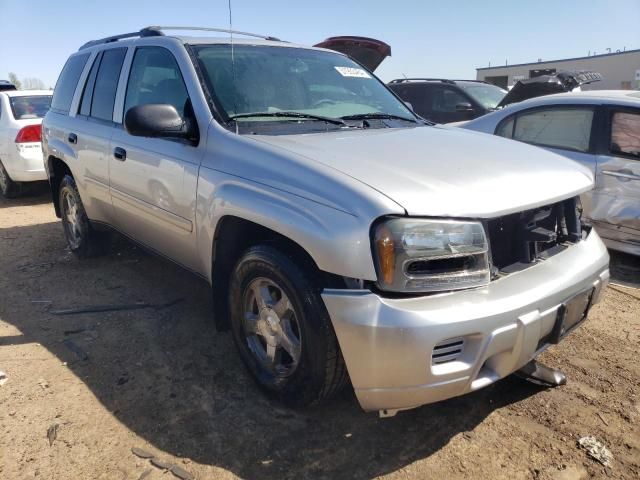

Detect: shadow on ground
[0, 182, 50, 208]
[0, 220, 552, 479]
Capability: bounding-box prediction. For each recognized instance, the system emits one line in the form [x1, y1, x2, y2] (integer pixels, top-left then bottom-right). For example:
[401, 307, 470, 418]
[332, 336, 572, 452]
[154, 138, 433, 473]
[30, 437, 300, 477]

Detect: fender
[195, 166, 379, 283]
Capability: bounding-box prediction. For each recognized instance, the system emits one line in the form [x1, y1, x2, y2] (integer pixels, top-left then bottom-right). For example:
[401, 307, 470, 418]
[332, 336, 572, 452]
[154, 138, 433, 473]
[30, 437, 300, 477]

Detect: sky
[1, 0, 639, 88]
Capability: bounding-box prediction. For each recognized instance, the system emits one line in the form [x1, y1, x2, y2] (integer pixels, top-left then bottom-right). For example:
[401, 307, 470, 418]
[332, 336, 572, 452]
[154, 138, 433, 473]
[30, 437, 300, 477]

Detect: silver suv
[42, 27, 609, 416]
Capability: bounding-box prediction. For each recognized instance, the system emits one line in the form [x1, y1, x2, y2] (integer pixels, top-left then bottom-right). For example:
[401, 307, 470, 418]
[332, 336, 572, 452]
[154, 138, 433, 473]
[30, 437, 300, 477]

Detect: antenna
[228, 0, 237, 116]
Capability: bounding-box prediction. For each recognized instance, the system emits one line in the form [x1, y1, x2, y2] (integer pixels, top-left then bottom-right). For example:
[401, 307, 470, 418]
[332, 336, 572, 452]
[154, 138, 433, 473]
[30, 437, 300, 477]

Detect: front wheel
[58, 175, 109, 257]
[229, 245, 347, 407]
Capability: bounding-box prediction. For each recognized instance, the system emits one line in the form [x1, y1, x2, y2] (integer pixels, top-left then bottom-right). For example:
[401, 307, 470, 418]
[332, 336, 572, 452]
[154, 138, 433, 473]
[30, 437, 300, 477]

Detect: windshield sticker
[334, 66, 371, 78]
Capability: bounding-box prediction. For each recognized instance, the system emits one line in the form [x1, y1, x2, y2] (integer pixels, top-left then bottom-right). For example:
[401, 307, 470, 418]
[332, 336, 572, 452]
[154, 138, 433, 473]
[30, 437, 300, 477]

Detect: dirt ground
[1, 187, 639, 480]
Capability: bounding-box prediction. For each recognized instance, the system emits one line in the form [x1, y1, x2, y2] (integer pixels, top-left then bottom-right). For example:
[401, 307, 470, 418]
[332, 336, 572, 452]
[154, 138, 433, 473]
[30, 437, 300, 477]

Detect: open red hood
[313, 36, 391, 72]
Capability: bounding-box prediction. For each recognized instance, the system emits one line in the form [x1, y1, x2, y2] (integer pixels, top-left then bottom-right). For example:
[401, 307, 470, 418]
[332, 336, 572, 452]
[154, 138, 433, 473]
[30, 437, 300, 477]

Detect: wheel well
[211, 216, 332, 331]
[47, 157, 72, 217]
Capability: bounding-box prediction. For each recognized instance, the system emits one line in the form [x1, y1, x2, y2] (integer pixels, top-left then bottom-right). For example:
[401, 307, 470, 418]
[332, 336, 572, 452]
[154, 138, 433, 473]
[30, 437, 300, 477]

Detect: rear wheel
[0, 160, 21, 198]
[229, 245, 347, 407]
[58, 175, 109, 257]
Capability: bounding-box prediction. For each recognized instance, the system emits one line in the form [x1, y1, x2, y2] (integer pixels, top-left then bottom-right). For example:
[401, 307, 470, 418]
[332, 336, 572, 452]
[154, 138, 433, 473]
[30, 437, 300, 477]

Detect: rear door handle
[68, 133, 77, 144]
[113, 147, 127, 161]
[602, 169, 640, 181]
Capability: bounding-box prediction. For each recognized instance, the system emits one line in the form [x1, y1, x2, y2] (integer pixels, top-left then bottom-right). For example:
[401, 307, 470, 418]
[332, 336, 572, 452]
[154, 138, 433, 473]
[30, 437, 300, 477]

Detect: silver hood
[250, 125, 594, 218]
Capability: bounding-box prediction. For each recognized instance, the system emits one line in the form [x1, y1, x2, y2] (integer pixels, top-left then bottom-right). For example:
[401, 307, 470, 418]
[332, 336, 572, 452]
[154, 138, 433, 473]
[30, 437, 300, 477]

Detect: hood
[497, 70, 602, 108]
[249, 126, 594, 218]
[313, 36, 391, 72]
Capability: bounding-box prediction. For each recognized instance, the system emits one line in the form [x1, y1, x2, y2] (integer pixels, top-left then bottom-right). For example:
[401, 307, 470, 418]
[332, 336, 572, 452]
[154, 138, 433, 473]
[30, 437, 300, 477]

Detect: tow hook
[515, 359, 567, 387]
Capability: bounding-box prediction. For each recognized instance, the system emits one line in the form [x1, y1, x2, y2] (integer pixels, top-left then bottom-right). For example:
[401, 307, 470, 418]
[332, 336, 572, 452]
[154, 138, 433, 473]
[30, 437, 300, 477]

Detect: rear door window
[79, 53, 101, 117]
[610, 110, 640, 159]
[498, 107, 594, 153]
[89, 48, 127, 122]
[51, 53, 90, 114]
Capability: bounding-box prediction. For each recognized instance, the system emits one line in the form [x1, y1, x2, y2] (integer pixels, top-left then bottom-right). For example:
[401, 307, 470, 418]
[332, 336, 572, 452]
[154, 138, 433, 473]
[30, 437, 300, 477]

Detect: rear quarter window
[51, 53, 90, 114]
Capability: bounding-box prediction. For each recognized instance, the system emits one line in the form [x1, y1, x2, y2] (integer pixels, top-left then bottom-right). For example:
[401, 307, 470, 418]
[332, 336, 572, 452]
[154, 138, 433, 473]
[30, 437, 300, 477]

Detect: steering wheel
[312, 98, 338, 107]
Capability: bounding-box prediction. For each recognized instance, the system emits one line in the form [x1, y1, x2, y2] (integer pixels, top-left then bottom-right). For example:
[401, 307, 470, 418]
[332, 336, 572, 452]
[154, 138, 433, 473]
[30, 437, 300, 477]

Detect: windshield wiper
[228, 111, 346, 126]
[340, 113, 417, 123]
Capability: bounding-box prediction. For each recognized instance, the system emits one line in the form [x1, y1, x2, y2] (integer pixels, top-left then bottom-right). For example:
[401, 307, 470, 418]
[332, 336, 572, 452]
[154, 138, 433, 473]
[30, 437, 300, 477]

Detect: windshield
[9, 95, 51, 119]
[192, 44, 415, 128]
[457, 83, 507, 110]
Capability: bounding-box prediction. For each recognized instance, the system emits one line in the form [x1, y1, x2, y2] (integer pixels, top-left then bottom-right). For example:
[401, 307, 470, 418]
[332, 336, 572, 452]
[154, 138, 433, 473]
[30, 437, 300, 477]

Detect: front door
[592, 107, 640, 254]
[109, 46, 203, 271]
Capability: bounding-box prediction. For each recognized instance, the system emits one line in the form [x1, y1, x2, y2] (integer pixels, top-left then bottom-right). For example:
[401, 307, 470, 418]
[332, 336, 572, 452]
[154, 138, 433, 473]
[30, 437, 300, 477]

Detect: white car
[0, 89, 52, 197]
[462, 90, 640, 257]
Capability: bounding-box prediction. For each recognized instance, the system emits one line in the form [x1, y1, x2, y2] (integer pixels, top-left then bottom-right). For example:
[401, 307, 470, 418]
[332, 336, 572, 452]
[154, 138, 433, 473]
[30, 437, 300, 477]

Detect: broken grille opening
[486, 196, 582, 273]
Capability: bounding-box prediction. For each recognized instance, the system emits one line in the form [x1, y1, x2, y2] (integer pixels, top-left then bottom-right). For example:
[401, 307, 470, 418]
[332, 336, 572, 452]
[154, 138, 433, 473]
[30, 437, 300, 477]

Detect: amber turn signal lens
[375, 224, 395, 286]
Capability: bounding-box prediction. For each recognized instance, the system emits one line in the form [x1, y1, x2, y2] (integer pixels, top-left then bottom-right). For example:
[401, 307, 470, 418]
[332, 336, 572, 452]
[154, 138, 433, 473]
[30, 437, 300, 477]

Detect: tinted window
[51, 53, 89, 113]
[458, 83, 507, 110]
[9, 95, 52, 119]
[611, 111, 640, 159]
[79, 53, 101, 117]
[509, 108, 594, 153]
[124, 47, 189, 117]
[389, 85, 430, 118]
[91, 48, 126, 121]
[430, 86, 468, 113]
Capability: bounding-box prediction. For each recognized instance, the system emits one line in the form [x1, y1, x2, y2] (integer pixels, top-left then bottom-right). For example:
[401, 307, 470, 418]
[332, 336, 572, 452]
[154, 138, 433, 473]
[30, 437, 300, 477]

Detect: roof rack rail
[388, 78, 456, 85]
[388, 78, 490, 85]
[79, 26, 282, 51]
[146, 26, 282, 42]
[79, 27, 163, 50]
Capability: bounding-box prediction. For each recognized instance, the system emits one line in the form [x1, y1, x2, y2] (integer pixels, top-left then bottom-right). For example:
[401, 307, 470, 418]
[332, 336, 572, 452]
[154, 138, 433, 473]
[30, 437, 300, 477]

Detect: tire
[0, 159, 21, 198]
[58, 175, 109, 258]
[229, 245, 348, 407]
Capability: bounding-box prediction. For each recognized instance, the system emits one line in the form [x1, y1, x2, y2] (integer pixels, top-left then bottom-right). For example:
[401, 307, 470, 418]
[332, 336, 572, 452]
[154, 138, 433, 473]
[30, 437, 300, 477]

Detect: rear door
[592, 106, 640, 252]
[72, 47, 127, 222]
[109, 45, 203, 271]
[495, 105, 598, 173]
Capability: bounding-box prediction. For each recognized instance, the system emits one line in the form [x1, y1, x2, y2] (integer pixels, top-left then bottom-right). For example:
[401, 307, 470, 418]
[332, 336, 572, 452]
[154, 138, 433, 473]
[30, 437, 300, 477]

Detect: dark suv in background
[387, 79, 507, 124]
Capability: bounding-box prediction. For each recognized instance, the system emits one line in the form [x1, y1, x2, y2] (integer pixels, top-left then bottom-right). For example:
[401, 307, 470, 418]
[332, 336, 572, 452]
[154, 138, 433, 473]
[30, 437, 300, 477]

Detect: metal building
[476, 49, 640, 90]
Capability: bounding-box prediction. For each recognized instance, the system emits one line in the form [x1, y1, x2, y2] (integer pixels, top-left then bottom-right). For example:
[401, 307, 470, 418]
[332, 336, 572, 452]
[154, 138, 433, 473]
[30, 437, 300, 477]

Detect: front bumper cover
[322, 229, 610, 413]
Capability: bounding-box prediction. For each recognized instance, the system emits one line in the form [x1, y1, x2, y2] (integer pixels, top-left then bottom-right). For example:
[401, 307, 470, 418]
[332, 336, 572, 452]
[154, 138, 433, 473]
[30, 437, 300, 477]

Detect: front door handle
[68, 133, 77, 144]
[602, 169, 640, 181]
[113, 147, 127, 161]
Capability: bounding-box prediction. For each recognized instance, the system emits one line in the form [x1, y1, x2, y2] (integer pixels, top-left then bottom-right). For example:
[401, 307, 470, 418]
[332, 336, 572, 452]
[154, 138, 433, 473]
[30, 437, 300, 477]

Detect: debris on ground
[137, 469, 152, 480]
[47, 423, 59, 446]
[150, 457, 173, 470]
[50, 298, 184, 316]
[62, 339, 89, 361]
[131, 447, 155, 459]
[578, 435, 614, 467]
[38, 378, 49, 390]
[0, 370, 7, 386]
[170, 464, 195, 480]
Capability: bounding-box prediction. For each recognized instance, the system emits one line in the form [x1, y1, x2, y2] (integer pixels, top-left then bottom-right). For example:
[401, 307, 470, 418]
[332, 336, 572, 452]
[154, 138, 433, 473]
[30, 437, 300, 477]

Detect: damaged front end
[487, 196, 585, 275]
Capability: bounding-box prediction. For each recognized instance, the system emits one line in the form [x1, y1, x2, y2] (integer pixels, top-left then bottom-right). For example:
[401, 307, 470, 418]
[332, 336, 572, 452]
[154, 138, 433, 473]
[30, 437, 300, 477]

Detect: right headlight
[372, 217, 490, 293]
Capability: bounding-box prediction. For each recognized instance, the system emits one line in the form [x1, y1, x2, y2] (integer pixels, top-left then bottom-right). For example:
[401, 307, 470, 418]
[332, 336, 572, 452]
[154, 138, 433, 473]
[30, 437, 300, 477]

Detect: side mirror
[455, 102, 474, 112]
[403, 101, 414, 111]
[124, 104, 196, 141]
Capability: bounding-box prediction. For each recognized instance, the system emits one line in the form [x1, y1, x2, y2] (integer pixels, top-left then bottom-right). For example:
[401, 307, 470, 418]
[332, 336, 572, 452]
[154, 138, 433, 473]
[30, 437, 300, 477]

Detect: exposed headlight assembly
[373, 218, 490, 293]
